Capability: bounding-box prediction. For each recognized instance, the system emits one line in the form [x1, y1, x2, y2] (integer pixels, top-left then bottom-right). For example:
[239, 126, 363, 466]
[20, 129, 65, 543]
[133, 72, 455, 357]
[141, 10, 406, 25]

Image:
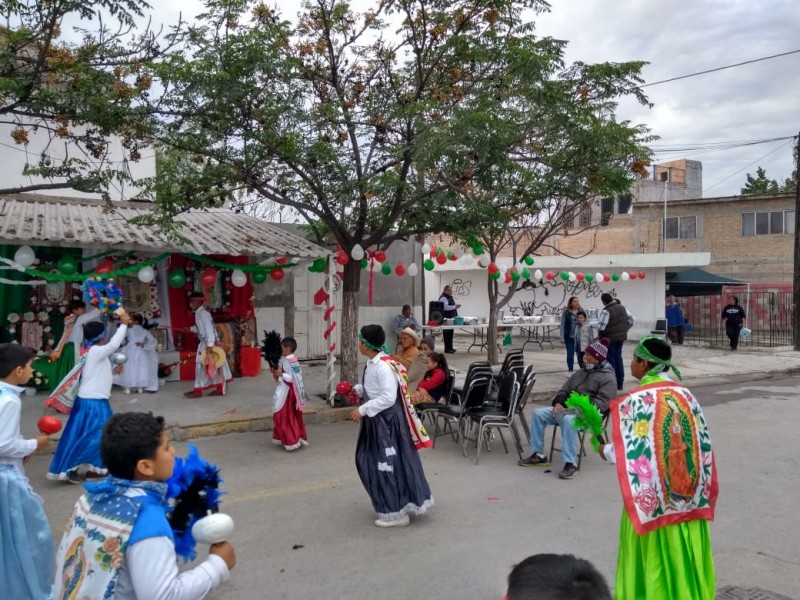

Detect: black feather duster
[261, 330, 283, 369]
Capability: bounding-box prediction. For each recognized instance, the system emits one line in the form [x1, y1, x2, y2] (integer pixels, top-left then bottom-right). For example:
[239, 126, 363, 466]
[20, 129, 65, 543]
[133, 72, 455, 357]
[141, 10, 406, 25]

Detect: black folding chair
[433, 374, 491, 447]
[464, 373, 523, 464]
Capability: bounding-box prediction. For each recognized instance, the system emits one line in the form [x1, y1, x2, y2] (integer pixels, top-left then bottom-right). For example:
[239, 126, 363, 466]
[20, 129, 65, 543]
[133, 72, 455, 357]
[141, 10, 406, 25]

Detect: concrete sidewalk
[21, 338, 800, 441]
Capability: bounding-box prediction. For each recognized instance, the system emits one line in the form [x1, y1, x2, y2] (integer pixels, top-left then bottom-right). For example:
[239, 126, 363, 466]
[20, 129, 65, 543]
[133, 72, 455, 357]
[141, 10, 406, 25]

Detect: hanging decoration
[423, 259, 435, 271]
[95, 257, 114, 274]
[199, 268, 217, 288]
[14, 245, 36, 267]
[231, 269, 248, 288]
[169, 268, 187, 288]
[270, 269, 285, 281]
[381, 263, 392, 275]
[138, 265, 156, 284]
[407, 263, 419, 277]
[251, 270, 267, 284]
[351, 244, 365, 261]
[82, 277, 124, 315]
[394, 264, 406, 276]
[58, 255, 78, 275]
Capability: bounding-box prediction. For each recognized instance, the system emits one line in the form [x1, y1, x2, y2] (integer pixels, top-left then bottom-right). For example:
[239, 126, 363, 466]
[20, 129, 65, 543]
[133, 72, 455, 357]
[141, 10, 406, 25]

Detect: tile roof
[0, 194, 329, 260]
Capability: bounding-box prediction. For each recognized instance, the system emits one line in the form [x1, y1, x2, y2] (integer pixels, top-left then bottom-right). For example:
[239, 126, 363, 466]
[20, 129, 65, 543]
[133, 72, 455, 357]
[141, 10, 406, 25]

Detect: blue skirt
[0, 465, 54, 599]
[48, 396, 112, 480]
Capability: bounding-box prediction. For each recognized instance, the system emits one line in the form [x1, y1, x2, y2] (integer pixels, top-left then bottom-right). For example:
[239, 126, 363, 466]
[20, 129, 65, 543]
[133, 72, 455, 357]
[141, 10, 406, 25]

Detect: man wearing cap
[517, 338, 617, 480]
[392, 327, 420, 370]
[184, 292, 232, 397]
[392, 305, 421, 336]
[351, 324, 433, 527]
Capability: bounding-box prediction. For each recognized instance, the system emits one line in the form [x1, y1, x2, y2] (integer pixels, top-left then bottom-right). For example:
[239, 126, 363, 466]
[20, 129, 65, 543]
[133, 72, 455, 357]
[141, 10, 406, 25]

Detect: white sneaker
[123, 388, 131, 395]
[374, 514, 410, 528]
[137, 388, 144, 394]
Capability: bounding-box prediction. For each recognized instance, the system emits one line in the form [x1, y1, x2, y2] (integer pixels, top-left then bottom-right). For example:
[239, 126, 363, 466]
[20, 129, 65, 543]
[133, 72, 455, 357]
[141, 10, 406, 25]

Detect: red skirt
[272, 388, 308, 451]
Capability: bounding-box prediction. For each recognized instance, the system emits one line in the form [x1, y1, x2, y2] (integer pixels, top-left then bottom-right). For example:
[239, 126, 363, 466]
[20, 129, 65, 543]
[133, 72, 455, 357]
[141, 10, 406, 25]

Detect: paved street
[26, 374, 800, 599]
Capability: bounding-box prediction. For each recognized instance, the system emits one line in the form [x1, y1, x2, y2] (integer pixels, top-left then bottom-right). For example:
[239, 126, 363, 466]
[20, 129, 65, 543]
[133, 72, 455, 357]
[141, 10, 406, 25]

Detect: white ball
[192, 512, 235, 545]
[350, 244, 365, 261]
[478, 256, 490, 268]
[14, 245, 36, 267]
[621, 271, 630, 281]
[137, 265, 156, 284]
[231, 269, 247, 288]
[568, 272, 576, 282]
[407, 263, 419, 277]
[420, 243, 431, 256]
[534, 269, 543, 281]
[596, 272, 604, 283]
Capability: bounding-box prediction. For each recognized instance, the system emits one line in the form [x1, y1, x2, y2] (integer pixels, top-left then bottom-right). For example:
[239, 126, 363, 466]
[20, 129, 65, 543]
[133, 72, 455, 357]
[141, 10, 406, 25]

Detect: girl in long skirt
[48, 310, 133, 482]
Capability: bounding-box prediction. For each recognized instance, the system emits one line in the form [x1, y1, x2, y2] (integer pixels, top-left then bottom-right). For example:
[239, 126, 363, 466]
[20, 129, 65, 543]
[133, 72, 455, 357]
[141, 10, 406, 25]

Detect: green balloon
[510, 270, 520, 282]
[360, 258, 368, 269]
[424, 259, 435, 271]
[490, 271, 501, 280]
[521, 268, 530, 279]
[252, 270, 267, 284]
[524, 256, 534, 266]
[59, 255, 78, 275]
[381, 263, 392, 275]
[560, 271, 569, 281]
[168, 268, 186, 288]
[585, 273, 594, 282]
[612, 273, 620, 281]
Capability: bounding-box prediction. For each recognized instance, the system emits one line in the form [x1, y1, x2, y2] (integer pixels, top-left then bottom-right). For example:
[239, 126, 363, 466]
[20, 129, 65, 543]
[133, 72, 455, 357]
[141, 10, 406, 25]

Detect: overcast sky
[157, 0, 800, 197]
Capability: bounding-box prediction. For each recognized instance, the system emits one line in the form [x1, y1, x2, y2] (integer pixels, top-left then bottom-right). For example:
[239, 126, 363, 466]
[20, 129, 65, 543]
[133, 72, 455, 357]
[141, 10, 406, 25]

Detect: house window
[664, 216, 696, 239]
[617, 195, 632, 214]
[578, 205, 592, 227]
[600, 198, 614, 226]
[742, 210, 795, 236]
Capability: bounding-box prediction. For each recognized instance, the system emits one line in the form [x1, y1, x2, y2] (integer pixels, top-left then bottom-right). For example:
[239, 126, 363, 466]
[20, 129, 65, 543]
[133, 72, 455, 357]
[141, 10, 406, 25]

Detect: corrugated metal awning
[0, 194, 329, 260]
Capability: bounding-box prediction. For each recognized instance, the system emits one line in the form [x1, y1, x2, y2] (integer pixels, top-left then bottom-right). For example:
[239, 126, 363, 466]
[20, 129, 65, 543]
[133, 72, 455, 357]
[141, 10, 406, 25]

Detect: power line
[642, 49, 800, 87]
[702, 139, 793, 194]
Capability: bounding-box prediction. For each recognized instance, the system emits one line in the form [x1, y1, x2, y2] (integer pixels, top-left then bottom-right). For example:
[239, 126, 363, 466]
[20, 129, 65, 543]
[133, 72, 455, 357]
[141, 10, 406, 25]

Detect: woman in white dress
[113, 315, 159, 394]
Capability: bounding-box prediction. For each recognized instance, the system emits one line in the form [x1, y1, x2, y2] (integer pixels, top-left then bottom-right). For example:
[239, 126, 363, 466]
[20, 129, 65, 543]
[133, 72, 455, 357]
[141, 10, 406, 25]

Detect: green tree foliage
[0, 0, 172, 197]
[740, 166, 796, 195]
[153, 0, 652, 376]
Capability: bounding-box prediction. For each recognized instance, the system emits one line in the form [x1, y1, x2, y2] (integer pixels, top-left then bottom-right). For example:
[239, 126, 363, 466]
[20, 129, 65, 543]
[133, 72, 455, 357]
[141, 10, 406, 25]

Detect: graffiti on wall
[442, 278, 473, 297]
[503, 280, 615, 316]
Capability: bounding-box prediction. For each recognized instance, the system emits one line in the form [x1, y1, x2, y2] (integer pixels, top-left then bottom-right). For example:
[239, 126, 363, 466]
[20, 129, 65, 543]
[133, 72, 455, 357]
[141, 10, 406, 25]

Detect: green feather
[564, 391, 605, 452]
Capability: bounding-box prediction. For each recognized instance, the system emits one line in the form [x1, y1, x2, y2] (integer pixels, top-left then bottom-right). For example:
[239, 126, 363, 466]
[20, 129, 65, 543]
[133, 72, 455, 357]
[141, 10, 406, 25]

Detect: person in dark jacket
[665, 295, 686, 345]
[598, 293, 632, 391]
[517, 338, 617, 480]
[438, 286, 460, 353]
[721, 296, 747, 350]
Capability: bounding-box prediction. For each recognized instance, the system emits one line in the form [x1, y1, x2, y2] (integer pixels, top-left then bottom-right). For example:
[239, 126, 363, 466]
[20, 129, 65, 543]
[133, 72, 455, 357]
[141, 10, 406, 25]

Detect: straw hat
[200, 346, 227, 369]
[399, 327, 421, 346]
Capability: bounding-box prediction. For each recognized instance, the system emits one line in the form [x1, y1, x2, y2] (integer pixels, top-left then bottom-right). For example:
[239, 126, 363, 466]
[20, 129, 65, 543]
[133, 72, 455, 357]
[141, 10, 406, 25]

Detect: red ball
[335, 252, 349, 265]
[629, 272, 638, 280]
[488, 263, 499, 274]
[394, 264, 406, 276]
[603, 273, 611, 282]
[270, 269, 285, 281]
[38, 416, 63, 435]
[546, 271, 554, 280]
[374, 250, 387, 263]
[436, 253, 447, 265]
[336, 381, 352, 396]
[638, 271, 646, 279]
[200, 268, 217, 288]
[276, 256, 288, 265]
[576, 272, 585, 281]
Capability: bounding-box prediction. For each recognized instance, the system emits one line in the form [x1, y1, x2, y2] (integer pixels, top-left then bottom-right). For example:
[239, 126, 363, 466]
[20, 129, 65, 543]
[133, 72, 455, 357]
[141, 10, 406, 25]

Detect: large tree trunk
[339, 258, 362, 385]
[487, 278, 499, 365]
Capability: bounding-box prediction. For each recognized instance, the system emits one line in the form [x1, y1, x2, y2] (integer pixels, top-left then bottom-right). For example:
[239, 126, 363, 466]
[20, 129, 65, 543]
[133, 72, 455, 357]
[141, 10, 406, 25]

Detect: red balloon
[504, 272, 512, 284]
[38, 416, 63, 435]
[629, 272, 638, 280]
[335, 252, 349, 265]
[576, 272, 585, 281]
[546, 271, 554, 280]
[429, 247, 437, 258]
[638, 271, 646, 279]
[448, 251, 457, 261]
[336, 381, 352, 396]
[200, 268, 217, 288]
[95, 258, 114, 274]
[270, 269, 285, 281]
[276, 256, 288, 265]
[436, 253, 447, 265]
[374, 250, 386, 263]
[488, 263, 499, 274]
[603, 273, 611, 282]
[394, 264, 406, 276]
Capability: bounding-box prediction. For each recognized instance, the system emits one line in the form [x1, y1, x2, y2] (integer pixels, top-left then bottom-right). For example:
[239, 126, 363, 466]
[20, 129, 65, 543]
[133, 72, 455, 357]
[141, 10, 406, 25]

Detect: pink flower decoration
[634, 486, 660, 514]
[621, 403, 632, 416]
[630, 456, 653, 482]
[643, 394, 656, 405]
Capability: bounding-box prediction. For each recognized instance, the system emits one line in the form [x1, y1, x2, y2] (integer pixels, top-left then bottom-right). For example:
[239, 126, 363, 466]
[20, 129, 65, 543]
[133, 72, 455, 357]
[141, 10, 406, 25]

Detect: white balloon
[596, 272, 604, 283]
[460, 254, 474, 266]
[231, 269, 247, 288]
[568, 272, 576, 282]
[407, 263, 419, 277]
[351, 244, 365, 261]
[534, 269, 543, 281]
[621, 271, 630, 281]
[478, 256, 491, 268]
[137, 265, 156, 284]
[14, 245, 36, 267]
[421, 243, 431, 255]
[499, 264, 508, 273]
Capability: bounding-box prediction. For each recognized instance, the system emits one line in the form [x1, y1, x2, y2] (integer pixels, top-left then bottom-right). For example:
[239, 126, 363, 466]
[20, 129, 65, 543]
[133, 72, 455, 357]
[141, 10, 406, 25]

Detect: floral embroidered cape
[380, 356, 432, 450]
[610, 378, 718, 535]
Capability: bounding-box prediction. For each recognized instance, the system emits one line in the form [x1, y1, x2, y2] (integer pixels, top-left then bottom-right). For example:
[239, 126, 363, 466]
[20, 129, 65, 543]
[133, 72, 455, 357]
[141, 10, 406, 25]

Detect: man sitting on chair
[392, 305, 421, 336]
[517, 338, 616, 480]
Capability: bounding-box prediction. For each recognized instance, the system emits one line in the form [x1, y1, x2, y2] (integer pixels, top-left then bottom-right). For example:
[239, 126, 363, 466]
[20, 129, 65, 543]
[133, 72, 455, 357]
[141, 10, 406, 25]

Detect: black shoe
[518, 453, 550, 467]
[559, 463, 578, 479]
[445, 349, 456, 354]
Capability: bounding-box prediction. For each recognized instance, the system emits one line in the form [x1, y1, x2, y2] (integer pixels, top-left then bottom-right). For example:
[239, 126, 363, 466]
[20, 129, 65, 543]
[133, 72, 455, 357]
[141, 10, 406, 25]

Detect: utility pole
[793, 132, 800, 350]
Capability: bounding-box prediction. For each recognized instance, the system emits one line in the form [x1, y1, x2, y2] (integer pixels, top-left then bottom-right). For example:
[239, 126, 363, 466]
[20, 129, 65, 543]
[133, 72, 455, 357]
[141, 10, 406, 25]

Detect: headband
[633, 336, 682, 380]
[358, 333, 390, 355]
[82, 329, 107, 349]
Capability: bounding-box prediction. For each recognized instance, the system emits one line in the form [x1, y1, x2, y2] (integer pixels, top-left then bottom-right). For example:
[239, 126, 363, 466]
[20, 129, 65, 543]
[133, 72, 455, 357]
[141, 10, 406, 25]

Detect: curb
[161, 367, 800, 441]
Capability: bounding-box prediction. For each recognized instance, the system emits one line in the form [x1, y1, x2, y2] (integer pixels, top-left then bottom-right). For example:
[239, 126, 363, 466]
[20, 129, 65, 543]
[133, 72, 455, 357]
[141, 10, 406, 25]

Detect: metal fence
[680, 290, 794, 348]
